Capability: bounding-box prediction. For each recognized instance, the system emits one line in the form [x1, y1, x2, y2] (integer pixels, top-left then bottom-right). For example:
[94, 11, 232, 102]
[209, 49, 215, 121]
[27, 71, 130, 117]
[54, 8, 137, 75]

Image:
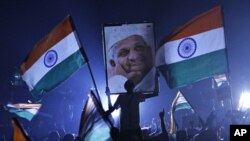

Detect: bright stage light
[238, 91, 250, 111]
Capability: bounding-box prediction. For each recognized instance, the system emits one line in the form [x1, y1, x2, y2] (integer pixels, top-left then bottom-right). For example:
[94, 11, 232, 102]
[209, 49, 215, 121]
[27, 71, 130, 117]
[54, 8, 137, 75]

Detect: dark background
[1, 0, 250, 139]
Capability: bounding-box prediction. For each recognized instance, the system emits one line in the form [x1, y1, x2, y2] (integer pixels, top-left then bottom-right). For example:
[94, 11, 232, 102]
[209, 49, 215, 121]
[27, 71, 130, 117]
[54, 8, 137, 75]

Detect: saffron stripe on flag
[12, 118, 31, 141]
[13, 103, 41, 110]
[161, 6, 223, 43]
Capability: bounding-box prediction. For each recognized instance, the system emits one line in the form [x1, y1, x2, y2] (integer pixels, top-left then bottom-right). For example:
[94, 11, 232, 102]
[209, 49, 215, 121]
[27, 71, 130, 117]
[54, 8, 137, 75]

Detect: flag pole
[89, 90, 114, 128]
[221, 5, 234, 112]
[102, 24, 112, 109]
[69, 16, 101, 101]
[86, 61, 101, 101]
[170, 91, 182, 135]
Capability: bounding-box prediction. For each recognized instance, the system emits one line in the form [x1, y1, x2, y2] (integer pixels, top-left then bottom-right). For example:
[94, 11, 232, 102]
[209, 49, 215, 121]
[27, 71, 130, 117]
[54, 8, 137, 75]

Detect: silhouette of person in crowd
[106, 72, 159, 141]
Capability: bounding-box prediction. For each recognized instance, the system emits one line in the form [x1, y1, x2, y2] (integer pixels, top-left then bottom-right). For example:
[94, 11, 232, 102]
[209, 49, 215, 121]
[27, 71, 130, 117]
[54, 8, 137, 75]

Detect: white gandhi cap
[104, 23, 155, 53]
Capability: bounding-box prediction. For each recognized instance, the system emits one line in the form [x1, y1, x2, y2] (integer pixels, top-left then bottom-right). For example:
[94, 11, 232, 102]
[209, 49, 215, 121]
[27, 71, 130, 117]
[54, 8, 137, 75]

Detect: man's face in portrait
[110, 35, 154, 84]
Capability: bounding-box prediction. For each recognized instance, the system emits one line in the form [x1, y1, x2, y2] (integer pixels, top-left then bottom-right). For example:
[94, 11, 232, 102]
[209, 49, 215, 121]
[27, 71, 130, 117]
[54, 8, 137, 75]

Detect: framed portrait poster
[103, 22, 156, 94]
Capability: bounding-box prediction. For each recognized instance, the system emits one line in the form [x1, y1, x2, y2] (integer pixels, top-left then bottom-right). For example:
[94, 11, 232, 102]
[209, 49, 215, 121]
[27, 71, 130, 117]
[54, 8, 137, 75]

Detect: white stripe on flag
[7, 104, 16, 108]
[176, 96, 187, 105]
[26, 109, 38, 115]
[22, 32, 80, 91]
[160, 27, 225, 65]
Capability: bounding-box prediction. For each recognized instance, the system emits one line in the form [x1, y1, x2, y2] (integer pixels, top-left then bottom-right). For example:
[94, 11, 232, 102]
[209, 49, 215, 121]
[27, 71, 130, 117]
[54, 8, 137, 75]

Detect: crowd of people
[1, 24, 247, 141]
[1, 85, 249, 141]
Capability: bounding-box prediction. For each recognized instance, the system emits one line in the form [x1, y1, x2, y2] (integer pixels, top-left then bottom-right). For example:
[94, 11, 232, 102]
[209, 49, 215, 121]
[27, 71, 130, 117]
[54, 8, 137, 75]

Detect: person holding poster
[106, 74, 159, 141]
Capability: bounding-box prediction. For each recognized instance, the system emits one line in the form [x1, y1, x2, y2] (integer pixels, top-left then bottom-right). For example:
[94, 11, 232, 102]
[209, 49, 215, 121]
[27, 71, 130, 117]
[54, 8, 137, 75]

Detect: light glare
[110, 95, 120, 119]
[238, 91, 250, 111]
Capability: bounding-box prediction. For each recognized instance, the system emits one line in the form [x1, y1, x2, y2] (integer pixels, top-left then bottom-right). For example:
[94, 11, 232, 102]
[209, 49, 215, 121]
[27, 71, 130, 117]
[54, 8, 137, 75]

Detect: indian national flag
[79, 90, 111, 141]
[156, 6, 228, 88]
[170, 91, 192, 134]
[21, 16, 87, 101]
[5, 103, 42, 121]
[213, 73, 228, 88]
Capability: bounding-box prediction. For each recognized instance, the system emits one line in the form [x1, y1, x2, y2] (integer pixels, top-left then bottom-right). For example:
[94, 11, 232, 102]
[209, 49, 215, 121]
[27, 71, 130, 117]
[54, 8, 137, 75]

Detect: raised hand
[159, 108, 165, 119]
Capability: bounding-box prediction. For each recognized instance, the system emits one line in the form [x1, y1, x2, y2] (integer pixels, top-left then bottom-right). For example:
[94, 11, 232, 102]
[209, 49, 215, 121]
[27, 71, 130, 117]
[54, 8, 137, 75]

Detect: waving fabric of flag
[5, 103, 42, 121]
[213, 73, 228, 88]
[170, 91, 193, 134]
[156, 6, 228, 88]
[172, 91, 192, 112]
[20, 16, 87, 101]
[79, 90, 111, 141]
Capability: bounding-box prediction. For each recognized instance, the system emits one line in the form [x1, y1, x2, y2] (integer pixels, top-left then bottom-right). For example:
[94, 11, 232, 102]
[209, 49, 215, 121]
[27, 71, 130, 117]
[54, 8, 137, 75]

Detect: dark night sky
[1, 0, 250, 138]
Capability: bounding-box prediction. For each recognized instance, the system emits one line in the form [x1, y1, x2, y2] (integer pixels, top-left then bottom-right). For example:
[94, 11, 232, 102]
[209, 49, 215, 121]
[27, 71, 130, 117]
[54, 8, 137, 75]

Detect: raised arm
[159, 108, 167, 134]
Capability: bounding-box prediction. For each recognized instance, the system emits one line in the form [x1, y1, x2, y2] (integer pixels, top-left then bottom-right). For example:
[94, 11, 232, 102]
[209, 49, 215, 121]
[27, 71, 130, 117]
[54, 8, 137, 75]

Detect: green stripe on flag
[159, 49, 228, 88]
[31, 50, 86, 101]
[175, 103, 192, 112]
[15, 110, 35, 121]
[8, 109, 35, 121]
